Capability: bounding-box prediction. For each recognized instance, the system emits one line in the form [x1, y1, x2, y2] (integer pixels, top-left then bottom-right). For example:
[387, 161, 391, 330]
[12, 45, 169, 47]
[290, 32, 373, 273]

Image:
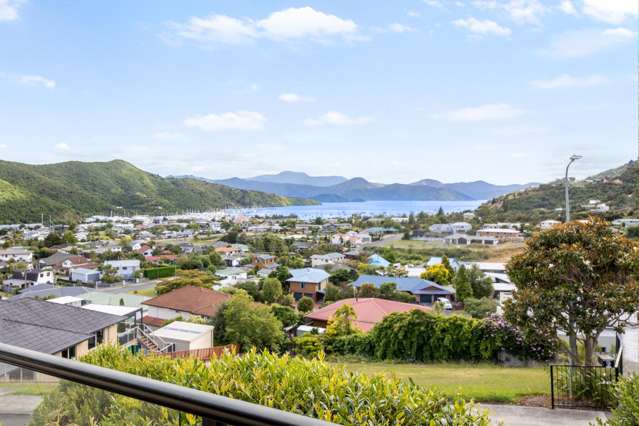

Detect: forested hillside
[477, 161, 638, 223]
[0, 160, 313, 223]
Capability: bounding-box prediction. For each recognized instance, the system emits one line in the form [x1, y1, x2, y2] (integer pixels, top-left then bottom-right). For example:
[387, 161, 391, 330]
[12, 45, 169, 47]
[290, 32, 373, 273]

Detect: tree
[220, 291, 285, 351]
[627, 226, 639, 239]
[329, 268, 358, 286]
[62, 230, 77, 244]
[43, 233, 63, 247]
[467, 265, 494, 299]
[323, 284, 341, 302]
[325, 304, 357, 338]
[421, 264, 452, 285]
[379, 282, 398, 299]
[235, 281, 261, 301]
[463, 297, 497, 319]
[357, 283, 379, 298]
[270, 304, 301, 327]
[155, 270, 216, 295]
[261, 278, 283, 304]
[297, 296, 314, 314]
[452, 266, 473, 302]
[505, 219, 639, 366]
[441, 255, 454, 276]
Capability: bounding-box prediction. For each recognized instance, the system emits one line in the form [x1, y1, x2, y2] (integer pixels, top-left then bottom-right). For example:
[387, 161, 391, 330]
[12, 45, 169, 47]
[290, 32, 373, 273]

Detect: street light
[564, 154, 582, 222]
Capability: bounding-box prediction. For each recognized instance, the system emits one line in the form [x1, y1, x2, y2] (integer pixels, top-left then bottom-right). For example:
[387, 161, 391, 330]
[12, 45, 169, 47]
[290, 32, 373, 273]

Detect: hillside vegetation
[0, 159, 314, 223]
[477, 161, 638, 222]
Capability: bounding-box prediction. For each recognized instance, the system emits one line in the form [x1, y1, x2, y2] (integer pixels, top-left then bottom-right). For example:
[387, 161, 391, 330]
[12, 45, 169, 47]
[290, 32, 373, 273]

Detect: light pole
[564, 155, 582, 222]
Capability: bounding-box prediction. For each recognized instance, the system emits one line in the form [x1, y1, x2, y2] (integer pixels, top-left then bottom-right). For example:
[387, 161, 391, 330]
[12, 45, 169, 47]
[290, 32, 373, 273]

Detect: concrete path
[482, 404, 609, 426]
[0, 394, 43, 426]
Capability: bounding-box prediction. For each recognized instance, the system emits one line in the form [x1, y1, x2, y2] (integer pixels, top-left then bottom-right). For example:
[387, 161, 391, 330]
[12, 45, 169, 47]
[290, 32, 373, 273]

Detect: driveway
[482, 404, 609, 426]
[0, 393, 43, 426]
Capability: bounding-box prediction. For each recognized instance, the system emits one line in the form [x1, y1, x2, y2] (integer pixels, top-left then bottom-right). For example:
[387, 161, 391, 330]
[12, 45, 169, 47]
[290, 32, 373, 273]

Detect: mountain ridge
[0, 160, 315, 223]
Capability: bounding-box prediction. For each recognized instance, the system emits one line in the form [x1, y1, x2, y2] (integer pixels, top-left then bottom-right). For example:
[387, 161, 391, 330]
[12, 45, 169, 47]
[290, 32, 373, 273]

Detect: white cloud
[18, 75, 56, 89]
[55, 143, 70, 151]
[472, 0, 546, 25]
[423, 0, 444, 8]
[388, 23, 415, 33]
[558, 0, 578, 15]
[530, 74, 608, 89]
[168, 7, 358, 45]
[304, 111, 372, 126]
[407, 10, 422, 18]
[0, 144, 7, 149]
[432, 103, 524, 122]
[257, 7, 357, 40]
[545, 28, 636, 58]
[453, 17, 511, 36]
[153, 131, 185, 141]
[0, 0, 22, 22]
[278, 93, 315, 103]
[184, 111, 266, 131]
[582, 0, 638, 24]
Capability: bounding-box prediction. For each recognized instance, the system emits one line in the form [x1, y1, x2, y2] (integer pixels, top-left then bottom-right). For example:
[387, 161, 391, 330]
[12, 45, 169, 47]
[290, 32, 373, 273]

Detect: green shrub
[143, 266, 176, 279]
[464, 297, 497, 319]
[31, 346, 489, 425]
[326, 333, 373, 356]
[597, 374, 639, 425]
[293, 334, 324, 358]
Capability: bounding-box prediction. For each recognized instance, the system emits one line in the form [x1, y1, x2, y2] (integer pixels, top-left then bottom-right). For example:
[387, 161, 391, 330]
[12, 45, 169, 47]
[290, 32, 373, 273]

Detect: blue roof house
[352, 274, 455, 304]
[367, 254, 390, 268]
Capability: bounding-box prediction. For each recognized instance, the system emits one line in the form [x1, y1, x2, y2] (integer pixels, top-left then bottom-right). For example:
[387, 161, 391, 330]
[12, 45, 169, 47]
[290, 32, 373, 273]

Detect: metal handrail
[0, 342, 336, 426]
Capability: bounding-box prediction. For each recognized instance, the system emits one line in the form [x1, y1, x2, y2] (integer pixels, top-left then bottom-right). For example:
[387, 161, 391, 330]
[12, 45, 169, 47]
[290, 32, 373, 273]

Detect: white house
[539, 220, 561, 230]
[0, 247, 33, 263]
[151, 321, 214, 352]
[613, 218, 639, 228]
[215, 267, 249, 287]
[70, 268, 101, 284]
[310, 253, 345, 267]
[103, 260, 141, 280]
[429, 223, 454, 234]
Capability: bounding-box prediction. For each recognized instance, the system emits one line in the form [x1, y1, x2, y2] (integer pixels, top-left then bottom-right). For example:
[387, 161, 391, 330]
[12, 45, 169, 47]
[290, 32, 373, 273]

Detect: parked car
[437, 297, 453, 310]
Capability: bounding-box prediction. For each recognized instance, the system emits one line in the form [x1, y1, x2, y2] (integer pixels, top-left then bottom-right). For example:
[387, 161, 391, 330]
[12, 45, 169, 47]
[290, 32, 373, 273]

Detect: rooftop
[142, 286, 231, 317]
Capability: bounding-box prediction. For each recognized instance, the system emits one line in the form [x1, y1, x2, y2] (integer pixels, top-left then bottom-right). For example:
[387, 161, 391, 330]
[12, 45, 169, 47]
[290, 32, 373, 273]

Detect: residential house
[352, 275, 455, 304]
[0, 247, 33, 263]
[443, 234, 498, 246]
[70, 267, 102, 284]
[476, 228, 524, 242]
[287, 268, 330, 302]
[254, 254, 276, 269]
[305, 298, 432, 332]
[622, 313, 638, 374]
[151, 321, 214, 352]
[215, 267, 249, 287]
[2, 268, 55, 293]
[136, 245, 154, 257]
[103, 259, 141, 280]
[310, 252, 345, 268]
[11, 284, 90, 301]
[0, 298, 125, 368]
[141, 286, 231, 329]
[613, 218, 639, 228]
[367, 254, 390, 268]
[39, 252, 93, 273]
[426, 256, 460, 271]
[539, 220, 561, 230]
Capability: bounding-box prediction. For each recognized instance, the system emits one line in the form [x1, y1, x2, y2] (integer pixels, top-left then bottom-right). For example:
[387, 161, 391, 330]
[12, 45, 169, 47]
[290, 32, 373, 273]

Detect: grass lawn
[335, 361, 549, 403]
[128, 287, 157, 297]
[0, 382, 58, 396]
[374, 239, 525, 263]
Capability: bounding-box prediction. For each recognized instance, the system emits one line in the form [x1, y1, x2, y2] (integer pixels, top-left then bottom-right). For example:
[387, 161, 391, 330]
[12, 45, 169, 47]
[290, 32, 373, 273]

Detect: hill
[207, 175, 531, 202]
[0, 160, 315, 223]
[249, 171, 347, 187]
[477, 161, 638, 223]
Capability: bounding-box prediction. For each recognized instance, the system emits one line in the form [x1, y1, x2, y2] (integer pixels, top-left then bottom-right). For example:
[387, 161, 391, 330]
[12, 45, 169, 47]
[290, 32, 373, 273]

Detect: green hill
[0, 159, 315, 223]
[477, 161, 638, 223]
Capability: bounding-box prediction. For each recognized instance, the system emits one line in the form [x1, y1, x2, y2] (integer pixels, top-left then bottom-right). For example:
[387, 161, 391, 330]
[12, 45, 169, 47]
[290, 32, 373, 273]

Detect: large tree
[505, 218, 639, 365]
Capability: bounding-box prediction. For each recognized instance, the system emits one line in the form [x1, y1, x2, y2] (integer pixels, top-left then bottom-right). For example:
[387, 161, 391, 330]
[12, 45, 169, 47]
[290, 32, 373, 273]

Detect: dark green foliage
[31, 346, 490, 425]
[270, 304, 301, 327]
[297, 296, 314, 313]
[143, 266, 176, 280]
[0, 159, 313, 223]
[452, 266, 473, 302]
[467, 266, 494, 299]
[325, 333, 373, 356]
[598, 374, 639, 425]
[328, 268, 358, 286]
[463, 297, 497, 319]
[627, 226, 639, 239]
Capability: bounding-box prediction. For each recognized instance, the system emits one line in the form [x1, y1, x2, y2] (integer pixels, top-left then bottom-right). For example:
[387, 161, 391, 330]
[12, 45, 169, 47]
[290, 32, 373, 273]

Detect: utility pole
[564, 155, 582, 222]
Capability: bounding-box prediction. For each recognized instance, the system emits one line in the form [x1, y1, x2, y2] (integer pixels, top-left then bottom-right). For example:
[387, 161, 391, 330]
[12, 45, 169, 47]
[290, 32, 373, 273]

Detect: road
[93, 278, 160, 294]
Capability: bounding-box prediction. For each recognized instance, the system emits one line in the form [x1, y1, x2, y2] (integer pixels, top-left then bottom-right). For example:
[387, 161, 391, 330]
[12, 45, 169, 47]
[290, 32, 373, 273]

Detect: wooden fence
[162, 345, 238, 361]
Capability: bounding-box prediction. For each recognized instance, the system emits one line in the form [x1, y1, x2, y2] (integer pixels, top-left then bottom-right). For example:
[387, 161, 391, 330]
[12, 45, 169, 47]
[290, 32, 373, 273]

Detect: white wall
[622, 314, 639, 375]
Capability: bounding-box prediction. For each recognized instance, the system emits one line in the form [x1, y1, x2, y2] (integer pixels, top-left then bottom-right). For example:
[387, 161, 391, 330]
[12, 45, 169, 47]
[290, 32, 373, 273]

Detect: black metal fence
[550, 364, 619, 409]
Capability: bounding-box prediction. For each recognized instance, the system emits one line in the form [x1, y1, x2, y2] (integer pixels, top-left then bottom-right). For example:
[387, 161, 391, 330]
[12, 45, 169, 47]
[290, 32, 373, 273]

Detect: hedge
[297, 311, 555, 362]
[143, 266, 176, 279]
[31, 346, 489, 426]
[597, 374, 639, 425]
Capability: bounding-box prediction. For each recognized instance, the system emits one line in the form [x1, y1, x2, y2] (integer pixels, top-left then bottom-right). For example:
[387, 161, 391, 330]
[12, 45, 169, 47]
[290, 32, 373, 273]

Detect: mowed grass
[0, 382, 57, 396]
[128, 287, 157, 297]
[335, 361, 549, 403]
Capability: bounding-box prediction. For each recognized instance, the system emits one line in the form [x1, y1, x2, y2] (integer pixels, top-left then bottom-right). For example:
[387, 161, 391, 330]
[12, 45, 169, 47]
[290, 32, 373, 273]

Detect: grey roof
[286, 268, 330, 284]
[12, 285, 90, 301]
[0, 298, 125, 336]
[0, 318, 90, 354]
[39, 252, 73, 266]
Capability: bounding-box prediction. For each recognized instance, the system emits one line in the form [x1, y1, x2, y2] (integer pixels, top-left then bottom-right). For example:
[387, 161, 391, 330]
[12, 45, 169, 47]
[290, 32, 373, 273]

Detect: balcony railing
[0, 342, 337, 426]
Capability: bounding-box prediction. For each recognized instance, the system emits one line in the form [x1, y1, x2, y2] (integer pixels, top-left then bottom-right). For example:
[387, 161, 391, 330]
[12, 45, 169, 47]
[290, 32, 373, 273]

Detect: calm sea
[230, 200, 484, 219]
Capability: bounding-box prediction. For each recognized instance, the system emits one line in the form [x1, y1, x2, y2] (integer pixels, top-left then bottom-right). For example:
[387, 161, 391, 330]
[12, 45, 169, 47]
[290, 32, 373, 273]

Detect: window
[88, 335, 96, 350]
[96, 329, 104, 345]
[61, 345, 77, 359]
[299, 282, 304, 289]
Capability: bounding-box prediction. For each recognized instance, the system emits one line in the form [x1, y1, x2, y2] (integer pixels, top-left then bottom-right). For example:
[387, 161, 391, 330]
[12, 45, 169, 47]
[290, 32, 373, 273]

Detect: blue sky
[0, 0, 636, 184]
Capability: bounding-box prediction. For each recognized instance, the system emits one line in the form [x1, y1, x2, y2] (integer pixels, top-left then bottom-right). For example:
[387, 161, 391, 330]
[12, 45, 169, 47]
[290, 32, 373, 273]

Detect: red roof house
[304, 298, 432, 332]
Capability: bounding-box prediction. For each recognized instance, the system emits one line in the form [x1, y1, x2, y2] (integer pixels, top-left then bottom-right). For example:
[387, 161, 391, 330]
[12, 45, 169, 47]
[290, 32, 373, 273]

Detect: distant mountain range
[0, 160, 316, 223]
[178, 171, 538, 202]
[478, 161, 638, 222]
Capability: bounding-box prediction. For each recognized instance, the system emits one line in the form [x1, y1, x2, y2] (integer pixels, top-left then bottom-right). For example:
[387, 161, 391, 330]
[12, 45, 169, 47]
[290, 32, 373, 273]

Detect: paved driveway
[0, 393, 43, 426]
[482, 404, 609, 426]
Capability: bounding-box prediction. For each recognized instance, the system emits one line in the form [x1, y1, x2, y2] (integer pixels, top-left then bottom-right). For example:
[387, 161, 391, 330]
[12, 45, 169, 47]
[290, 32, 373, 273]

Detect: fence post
[550, 365, 555, 409]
